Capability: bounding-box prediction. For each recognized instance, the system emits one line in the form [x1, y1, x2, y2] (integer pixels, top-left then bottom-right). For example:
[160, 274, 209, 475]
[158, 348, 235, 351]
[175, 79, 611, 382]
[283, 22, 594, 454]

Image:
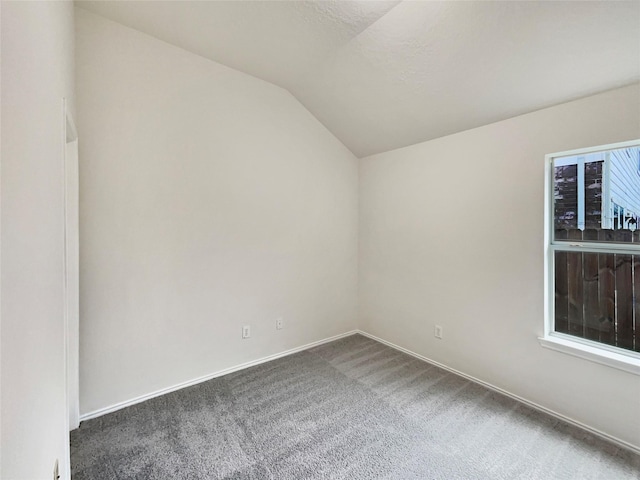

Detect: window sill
[539, 335, 640, 376]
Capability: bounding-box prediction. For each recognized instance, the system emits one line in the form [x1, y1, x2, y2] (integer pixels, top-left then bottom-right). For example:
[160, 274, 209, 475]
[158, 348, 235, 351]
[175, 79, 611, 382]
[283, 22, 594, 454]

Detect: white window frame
[541, 139, 640, 376]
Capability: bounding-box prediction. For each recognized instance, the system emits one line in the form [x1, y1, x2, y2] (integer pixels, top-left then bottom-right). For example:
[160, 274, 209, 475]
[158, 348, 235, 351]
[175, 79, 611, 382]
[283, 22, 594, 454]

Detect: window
[542, 140, 640, 375]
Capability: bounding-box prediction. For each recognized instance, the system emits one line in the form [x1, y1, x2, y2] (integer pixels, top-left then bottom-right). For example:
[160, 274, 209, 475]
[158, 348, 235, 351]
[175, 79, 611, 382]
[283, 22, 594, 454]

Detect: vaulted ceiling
[77, 1, 640, 158]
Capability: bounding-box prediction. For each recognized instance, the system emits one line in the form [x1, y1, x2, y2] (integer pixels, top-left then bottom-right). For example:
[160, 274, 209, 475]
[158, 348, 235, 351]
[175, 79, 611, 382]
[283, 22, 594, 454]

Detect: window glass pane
[553, 146, 640, 243]
[554, 250, 639, 353]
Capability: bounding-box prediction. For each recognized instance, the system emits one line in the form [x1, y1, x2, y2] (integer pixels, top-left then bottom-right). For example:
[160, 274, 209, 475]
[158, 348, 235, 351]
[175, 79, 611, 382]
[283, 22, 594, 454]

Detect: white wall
[359, 84, 640, 449]
[76, 9, 358, 416]
[1, 1, 76, 479]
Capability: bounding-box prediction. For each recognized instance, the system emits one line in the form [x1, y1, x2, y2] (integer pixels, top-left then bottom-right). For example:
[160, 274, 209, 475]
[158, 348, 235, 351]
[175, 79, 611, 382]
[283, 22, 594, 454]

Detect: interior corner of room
[2, 1, 640, 479]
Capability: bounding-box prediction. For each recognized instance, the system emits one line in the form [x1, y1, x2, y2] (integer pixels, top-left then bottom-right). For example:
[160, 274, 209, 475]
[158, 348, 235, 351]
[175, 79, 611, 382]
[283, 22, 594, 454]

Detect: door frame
[63, 98, 79, 435]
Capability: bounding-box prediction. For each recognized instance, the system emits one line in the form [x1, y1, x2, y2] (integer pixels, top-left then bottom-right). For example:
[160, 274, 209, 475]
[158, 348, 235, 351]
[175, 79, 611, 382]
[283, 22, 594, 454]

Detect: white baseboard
[79, 330, 359, 423]
[79, 327, 640, 456]
[356, 329, 640, 456]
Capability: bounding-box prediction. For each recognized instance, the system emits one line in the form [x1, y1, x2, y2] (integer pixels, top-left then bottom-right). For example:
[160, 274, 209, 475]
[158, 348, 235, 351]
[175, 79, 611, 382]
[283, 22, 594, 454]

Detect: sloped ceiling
[77, 1, 640, 158]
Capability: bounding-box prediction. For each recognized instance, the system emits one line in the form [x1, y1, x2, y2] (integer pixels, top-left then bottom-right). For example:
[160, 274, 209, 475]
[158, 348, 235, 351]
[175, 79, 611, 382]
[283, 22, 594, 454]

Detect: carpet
[71, 334, 640, 479]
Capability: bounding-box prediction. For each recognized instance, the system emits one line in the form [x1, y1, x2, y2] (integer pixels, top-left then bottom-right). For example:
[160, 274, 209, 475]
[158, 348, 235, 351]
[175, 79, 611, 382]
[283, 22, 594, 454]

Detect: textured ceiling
[77, 1, 640, 158]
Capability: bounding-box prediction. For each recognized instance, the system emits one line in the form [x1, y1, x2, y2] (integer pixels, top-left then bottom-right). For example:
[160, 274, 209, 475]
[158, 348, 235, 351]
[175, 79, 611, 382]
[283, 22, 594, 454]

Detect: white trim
[577, 155, 585, 229]
[544, 139, 640, 372]
[61, 99, 72, 480]
[550, 242, 640, 253]
[356, 330, 640, 456]
[78, 328, 640, 455]
[65, 109, 77, 142]
[539, 335, 640, 375]
[78, 330, 359, 422]
[543, 156, 553, 337]
[554, 154, 606, 167]
[549, 138, 640, 161]
[64, 101, 80, 433]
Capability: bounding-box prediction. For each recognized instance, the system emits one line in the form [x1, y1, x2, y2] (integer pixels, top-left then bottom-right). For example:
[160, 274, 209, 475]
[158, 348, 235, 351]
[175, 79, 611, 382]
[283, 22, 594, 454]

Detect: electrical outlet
[276, 317, 284, 330]
[434, 325, 443, 339]
[242, 325, 251, 339]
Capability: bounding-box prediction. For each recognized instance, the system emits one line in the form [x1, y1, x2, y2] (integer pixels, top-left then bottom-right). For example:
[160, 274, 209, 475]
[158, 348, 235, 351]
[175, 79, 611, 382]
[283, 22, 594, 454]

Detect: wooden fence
[554, 228, 639, 353]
